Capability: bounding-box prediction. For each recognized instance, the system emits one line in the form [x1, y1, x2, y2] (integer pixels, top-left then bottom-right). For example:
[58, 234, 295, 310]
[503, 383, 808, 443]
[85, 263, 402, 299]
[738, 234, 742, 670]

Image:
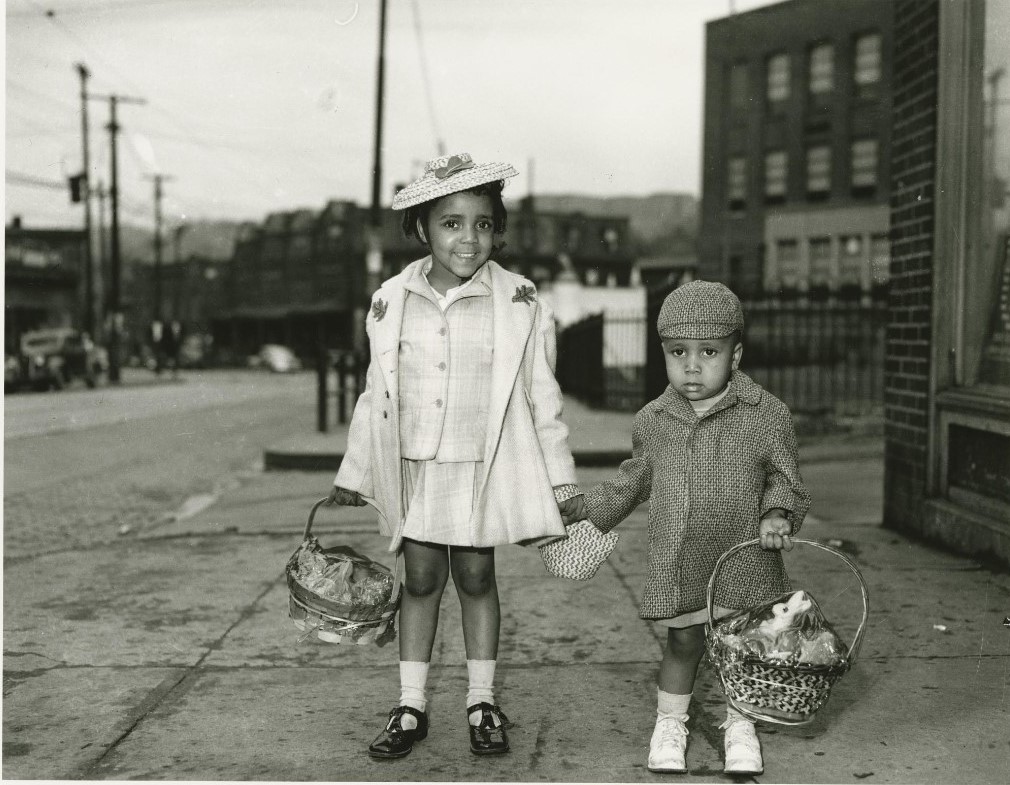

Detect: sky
[5, 0, 780, 230]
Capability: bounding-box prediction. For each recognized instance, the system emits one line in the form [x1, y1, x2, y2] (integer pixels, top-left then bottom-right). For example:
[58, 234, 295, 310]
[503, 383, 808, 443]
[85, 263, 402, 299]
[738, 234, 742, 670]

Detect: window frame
[808, 42, 835, 95]
[766, 52, 791, 103]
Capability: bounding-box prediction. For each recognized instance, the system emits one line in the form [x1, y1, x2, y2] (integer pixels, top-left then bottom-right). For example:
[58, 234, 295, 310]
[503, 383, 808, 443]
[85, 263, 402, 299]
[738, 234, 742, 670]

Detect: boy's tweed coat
[584, 371, 811, 620]
[335, 257, 577, 552]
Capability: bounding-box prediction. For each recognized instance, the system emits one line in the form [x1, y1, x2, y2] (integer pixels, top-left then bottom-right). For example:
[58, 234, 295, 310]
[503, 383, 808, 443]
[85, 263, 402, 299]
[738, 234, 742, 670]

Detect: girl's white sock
[466, 659, 497, 726]
[398, 661, 429, 730]
[657, 688, 692, 722]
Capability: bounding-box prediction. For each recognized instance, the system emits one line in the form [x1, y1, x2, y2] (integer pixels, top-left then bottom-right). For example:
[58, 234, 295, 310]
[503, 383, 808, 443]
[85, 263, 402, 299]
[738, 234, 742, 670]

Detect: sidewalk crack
[76, 574, 281, 778]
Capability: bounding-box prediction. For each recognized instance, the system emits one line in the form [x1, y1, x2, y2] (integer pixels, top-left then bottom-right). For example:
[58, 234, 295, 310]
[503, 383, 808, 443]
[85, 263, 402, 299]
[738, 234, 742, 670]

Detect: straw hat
[391, 152, 519, 210]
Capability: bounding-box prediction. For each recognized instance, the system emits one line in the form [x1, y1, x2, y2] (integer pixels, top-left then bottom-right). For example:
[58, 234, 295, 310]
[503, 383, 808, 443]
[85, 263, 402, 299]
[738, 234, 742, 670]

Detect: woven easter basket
[705, 539, 869, 725]
[539, 519, 619, 581]
[286, 498, 401, 646]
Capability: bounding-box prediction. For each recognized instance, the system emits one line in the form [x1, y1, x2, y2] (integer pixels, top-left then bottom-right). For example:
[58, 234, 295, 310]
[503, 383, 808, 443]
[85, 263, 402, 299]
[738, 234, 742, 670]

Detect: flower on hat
[433, 154, 475, 180]
[370, 298, 388, 322]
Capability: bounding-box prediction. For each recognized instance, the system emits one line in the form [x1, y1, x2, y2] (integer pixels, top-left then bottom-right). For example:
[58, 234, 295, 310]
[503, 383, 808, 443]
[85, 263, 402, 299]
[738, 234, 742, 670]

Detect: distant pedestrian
[148, 319, 164, 374]
[162, 320, 184, 376]
[325, 153, 584, 759]
[582, 280, 811, 775]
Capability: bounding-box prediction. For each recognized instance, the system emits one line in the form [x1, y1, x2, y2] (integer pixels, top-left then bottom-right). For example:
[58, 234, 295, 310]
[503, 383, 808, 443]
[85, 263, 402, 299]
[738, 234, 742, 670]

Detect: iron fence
[556, 295, 887, 416]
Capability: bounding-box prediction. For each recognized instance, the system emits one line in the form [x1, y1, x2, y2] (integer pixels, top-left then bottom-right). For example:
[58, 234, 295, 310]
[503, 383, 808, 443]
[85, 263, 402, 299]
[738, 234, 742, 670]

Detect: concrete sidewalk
[264, 395, 885, 471]
[5, 422, 1009, 782]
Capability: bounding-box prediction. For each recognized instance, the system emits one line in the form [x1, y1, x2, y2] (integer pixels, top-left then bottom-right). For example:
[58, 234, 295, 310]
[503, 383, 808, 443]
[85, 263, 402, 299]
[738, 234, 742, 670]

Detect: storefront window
[975, 2, 1010, 387]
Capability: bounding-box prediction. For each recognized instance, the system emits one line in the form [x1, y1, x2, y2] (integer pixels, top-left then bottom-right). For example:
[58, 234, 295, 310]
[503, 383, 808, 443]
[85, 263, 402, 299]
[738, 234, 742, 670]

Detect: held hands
[326, 485, 368, 507]
[759, 510, 794, 551]
[557, 494, 586, 526]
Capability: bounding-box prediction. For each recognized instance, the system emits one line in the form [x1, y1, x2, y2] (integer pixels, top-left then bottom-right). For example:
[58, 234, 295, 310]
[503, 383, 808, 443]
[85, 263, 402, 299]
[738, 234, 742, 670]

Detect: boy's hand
[557, 494, 586, 526]
[326, 485, 367, 507]
[759, 512, 793, 551]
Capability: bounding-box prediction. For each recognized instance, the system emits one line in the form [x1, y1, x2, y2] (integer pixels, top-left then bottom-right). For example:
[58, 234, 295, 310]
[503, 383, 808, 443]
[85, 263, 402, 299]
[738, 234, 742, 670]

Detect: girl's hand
[327, 485, 367, 507]
[557, 494, 586, 526]
[759, 512, 793, 551]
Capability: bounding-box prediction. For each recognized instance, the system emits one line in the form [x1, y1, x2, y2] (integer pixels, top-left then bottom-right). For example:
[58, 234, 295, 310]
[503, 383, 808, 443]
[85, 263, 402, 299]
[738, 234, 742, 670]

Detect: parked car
[13, 328, 108, 391]
[248, 344, 302, 373]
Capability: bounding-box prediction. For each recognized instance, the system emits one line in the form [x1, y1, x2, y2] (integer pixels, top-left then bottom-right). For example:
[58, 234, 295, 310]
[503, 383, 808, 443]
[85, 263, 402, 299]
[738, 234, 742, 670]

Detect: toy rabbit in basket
[319, 153, 585, 760]
[581, 282, 815, 775]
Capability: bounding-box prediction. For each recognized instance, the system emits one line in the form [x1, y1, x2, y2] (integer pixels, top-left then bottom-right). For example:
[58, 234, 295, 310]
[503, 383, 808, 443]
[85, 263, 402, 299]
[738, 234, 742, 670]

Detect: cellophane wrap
[287, 539, 395, 620]
[709, 590, 849, 669]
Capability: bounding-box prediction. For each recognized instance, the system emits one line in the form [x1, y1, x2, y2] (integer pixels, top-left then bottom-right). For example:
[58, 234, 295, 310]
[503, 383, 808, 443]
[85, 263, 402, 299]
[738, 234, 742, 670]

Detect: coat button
[435, 399, 443, 408]
[438, 362, 446, 371]
[383, 411, 388, 418]
[439, 327, 447, 336]
[385, 391, 390, 398]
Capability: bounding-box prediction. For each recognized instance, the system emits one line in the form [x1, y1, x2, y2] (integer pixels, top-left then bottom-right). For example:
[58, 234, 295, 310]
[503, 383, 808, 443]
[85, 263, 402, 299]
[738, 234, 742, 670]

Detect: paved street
[3, 369, 316, 560]
[3, 382, 1009, 782]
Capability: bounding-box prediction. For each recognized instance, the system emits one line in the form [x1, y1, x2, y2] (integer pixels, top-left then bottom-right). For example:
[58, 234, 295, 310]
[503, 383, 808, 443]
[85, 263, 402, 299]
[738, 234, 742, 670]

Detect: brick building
[885, 0, 1009, 563]
[699, 0, 895, 297]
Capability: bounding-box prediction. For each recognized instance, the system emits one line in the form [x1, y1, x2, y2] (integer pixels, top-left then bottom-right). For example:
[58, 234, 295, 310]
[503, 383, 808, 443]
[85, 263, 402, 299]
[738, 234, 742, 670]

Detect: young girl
[583, 281, 811, 775]
[327, 152, 585, 759]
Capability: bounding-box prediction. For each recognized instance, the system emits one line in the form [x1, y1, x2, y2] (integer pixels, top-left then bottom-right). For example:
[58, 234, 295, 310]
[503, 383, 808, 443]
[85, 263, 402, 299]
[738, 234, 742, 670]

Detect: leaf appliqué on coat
[512, 285, 536, 306]
[371, 298, 388, 321]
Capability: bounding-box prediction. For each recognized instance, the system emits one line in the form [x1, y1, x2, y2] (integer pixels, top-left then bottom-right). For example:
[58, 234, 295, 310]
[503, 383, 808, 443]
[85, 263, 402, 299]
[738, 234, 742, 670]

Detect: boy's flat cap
[657, 280, 744, 339]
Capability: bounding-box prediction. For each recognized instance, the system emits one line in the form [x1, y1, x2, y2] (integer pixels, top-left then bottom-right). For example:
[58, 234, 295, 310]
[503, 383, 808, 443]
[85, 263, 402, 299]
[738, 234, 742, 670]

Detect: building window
[809, 236, 833, 288]
[870, 233, 890, 285]
[839, 234, 864, 287]
[806, 145, 832, 198]
[766, 53, 790, 103]
[809, 43, 834, 94]
[729, 61, 749, 109]
[776, 239, 800, 289]
[854, 32, 882, 92]
[851, 138, 879, 195]
[728, 157, 747, 210]
[764, 150, 788, 203]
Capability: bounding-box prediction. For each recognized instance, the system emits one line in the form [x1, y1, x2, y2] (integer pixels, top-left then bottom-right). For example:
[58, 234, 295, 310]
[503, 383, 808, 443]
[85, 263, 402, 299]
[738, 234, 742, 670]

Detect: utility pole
[75, 63, 95, 338]
[93, 92, 146, 383]
[360, 0, 388, 350]
[95, 180, 108, 322]
[145, 173, 173, 322]
[173, 224, 187, 321]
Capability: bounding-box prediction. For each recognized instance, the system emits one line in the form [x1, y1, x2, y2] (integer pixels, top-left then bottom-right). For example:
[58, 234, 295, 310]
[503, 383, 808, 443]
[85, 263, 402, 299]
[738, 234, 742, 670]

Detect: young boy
[583, 280, 810, 775]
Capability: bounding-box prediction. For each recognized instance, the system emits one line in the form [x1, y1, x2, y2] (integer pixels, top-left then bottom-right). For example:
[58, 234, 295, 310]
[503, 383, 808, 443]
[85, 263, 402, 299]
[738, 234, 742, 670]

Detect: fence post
[316, 348, 329, 433]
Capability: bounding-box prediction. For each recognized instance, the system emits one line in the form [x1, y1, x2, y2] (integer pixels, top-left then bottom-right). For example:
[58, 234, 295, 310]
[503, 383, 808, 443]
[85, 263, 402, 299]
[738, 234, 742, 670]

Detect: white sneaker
[647, 716, 688, 773]
[722, 718, 763, 774]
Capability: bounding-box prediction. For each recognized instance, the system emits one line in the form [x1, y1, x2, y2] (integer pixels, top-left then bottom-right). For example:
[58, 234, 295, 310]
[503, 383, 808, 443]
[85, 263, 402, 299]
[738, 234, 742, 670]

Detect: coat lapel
[484, 263, 536, 462]
[371, 261, 424, 406]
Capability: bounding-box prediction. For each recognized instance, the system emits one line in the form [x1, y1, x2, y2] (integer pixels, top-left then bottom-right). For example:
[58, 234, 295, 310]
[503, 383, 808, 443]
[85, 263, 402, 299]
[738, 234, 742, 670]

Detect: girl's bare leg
[399, 538, 451, 662]
[449, 546, 500, 659]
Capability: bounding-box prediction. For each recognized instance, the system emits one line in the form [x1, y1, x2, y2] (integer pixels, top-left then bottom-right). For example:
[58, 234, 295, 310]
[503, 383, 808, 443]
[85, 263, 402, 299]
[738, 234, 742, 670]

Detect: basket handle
[300, 497, 404, 599]
[706, 538, 870, 665]
[302, 497, 332, 541]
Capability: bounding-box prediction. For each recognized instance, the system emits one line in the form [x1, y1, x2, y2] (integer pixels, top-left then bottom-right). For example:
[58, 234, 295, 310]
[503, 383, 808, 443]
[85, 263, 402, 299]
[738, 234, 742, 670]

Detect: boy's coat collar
[655, 370, 762, 420]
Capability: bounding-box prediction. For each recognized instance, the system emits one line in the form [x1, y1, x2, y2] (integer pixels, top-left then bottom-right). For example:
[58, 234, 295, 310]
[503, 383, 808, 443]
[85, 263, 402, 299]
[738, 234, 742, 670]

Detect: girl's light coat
[335, 258, 577, 551]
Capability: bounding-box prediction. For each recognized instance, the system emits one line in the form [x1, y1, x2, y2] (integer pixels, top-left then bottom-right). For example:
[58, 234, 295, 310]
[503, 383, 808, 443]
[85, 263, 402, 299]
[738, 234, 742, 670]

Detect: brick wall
[883, 0, 939, 530]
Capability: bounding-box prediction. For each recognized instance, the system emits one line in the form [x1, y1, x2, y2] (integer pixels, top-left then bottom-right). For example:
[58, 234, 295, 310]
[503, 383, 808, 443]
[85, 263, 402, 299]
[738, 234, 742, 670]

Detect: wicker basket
[705, 538, 869, 726]
[286, 498, 401, 646]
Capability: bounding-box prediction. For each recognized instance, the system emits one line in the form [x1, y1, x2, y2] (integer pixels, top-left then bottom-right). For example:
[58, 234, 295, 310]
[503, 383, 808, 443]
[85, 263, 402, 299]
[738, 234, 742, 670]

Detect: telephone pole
[75, 63, 95, 337]
[360, 0, 388, 350]
[145, 173, 173, 322]
[92, 92, 146, 383]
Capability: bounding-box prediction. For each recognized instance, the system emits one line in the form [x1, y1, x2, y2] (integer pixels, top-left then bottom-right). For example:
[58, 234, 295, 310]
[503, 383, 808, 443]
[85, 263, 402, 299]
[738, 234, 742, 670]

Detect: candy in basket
[705, 539, 869, 725]
[286, 498, 401, 646]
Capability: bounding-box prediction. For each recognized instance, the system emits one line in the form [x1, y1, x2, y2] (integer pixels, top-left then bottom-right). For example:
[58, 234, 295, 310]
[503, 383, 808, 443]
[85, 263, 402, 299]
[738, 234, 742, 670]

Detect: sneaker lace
[656, 717, 688, 745]
[720, 719, 759, 753]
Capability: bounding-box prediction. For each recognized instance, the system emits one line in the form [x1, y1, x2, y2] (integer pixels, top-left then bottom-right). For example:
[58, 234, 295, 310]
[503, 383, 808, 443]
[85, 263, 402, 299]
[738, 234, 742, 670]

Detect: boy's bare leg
[658, 624, 706, 693]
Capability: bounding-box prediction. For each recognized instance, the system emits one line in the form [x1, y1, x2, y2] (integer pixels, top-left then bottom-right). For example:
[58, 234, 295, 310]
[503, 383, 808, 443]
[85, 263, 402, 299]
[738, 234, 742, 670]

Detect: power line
[6, 169, 68, 190]
[411, 0, 445, 155]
